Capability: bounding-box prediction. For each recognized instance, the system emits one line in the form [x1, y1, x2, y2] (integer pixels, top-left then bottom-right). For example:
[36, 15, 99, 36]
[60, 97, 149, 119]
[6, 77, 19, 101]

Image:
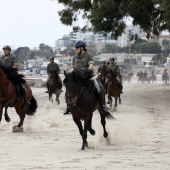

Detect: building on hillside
[24, 59, 44, 69]
[117, 25, 146, 47]
[26, 66, 47, 76]
[55, 36, 72, 51]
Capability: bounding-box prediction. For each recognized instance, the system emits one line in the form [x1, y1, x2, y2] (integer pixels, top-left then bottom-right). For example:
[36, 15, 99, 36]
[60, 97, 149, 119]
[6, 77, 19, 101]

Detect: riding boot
[63, 107, 70, 115]
[116, 77, 123, 93]
[21, 85, 31, 105]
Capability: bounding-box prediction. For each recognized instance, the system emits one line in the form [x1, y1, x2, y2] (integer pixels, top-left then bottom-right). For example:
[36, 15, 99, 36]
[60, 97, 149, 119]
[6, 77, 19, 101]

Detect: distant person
[0, 45, 30, 105]
[144, 71, 148, 77]
[97, 61, 107, 76]
[46, 56, 62, 93]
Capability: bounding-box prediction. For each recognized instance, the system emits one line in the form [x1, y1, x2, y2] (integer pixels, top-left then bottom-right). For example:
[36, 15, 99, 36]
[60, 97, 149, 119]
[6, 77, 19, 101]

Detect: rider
[144, 71, 148, 77]
[0, 45, 30, 105]
[97, 61, 107, 77]
[45, 56, 62, 93]
[63, 40, 109, 115]
[107, 58, 123, 93]
[164, 68, 168, 75]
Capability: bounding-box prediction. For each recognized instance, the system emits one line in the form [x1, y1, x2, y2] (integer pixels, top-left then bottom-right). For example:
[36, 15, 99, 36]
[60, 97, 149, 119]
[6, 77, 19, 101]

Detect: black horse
[63, 69, 114, 150]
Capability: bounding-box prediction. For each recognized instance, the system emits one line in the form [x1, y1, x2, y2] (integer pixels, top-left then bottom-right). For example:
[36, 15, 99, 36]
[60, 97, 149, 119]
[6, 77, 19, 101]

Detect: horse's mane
[64, 69, 94, 87]
[106, 69, 116, 77]
[0, 64, 26, 84]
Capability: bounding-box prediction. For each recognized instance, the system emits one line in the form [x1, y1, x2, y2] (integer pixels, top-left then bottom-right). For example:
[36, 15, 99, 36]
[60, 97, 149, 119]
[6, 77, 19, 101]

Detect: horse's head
[106, 69, 116, 82]
[63, 70, 84, 105]
[63, 69, 94, 105]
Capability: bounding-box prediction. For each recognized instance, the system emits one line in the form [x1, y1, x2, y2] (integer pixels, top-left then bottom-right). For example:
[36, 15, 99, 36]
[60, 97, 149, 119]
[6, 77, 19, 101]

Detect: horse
[63, 69, 114, 150]
[48, 72, 61, 104]
[148, 74, 157, 83]
[0, 64, 38, 132]
[136, 72, 149, 84]
[106, 69, 121, 110]
[122, 72, 133, 83]
[162, 74, 169, 84]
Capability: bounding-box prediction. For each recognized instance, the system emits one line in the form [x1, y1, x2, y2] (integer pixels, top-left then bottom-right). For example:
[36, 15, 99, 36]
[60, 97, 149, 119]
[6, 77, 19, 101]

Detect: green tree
[135, 42, 162, 54]
[102, 44, 122, 53]
[14, 47, 30, 64]
[161, 39, 170, 56]
[58, 0, 170, 38]
[38, 43, 54, 59]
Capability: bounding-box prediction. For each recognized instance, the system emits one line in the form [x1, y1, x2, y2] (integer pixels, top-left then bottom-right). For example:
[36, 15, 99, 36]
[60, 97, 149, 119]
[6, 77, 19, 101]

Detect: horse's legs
[49, 93, 53, 103]
[17, 112, 25, 128]
[4, 101, 13, 122]
[119, 95, 121, 104]
[72, 116, 83, 136]
[87, 113, 95, 136]
[13, 105, 26, 131]
[108, 95, 112, 107]
[114, 96, 117, 109]
[98, 108, 108, 138]
[0, 105, 3, 123]
[81, 118, 91, 150]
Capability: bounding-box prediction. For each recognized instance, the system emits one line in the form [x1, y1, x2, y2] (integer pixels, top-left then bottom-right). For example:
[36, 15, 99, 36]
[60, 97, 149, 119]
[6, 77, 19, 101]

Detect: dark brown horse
[48, 72, 61, 104]
[0, 64, 38, 132]
[63, 69, 114, 150]
[106, 70, 121, 110]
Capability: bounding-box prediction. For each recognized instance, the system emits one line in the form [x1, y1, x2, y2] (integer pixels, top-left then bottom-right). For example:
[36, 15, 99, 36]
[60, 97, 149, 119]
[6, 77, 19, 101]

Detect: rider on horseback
[107, 58, 123, 93]
[0, 45, 30, 105]
[63, 40, 109, 115]
[97, 61, 107, 76]
[45, 56, 62, 93]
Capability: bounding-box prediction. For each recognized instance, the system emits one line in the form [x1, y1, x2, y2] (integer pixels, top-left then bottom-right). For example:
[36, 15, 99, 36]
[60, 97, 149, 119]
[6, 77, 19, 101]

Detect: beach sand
[0, 82, 170, 170]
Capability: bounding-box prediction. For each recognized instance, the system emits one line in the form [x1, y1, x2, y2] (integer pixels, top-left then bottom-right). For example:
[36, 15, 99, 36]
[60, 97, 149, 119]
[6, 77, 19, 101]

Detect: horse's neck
[0, 69, 10, 87]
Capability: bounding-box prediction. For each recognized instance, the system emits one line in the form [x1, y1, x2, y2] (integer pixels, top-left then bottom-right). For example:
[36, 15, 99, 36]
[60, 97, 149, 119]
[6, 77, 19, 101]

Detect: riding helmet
[74, 40, 86, 48]
[2, 45, 11, 51]
[49, 56, 54, 60]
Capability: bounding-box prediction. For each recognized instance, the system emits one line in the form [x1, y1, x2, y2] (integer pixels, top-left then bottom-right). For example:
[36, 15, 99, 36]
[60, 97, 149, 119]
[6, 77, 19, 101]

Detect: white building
[117, 25, 146, 47]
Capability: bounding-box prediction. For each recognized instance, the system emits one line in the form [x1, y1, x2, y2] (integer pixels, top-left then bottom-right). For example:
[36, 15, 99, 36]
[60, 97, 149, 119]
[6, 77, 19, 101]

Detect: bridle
[67, 86, 85, 107]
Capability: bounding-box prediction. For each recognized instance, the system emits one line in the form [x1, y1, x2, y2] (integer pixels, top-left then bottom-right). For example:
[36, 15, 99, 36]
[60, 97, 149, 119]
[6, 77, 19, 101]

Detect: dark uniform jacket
[47, 62, 60, 75]
[98, 65, 107, 76]
[107, 63, 120, 74]
[0, 53, 18, 67]
[72, 51, 94, 69]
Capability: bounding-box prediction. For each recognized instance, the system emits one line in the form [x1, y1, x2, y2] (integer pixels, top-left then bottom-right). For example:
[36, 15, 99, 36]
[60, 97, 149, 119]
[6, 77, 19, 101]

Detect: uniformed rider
[63, 40, 108, 115]
[0, 45, 30, 105]
[45, 56, 62, 93]
[107, 58, 123, 93]
[97, 61, 107, 76]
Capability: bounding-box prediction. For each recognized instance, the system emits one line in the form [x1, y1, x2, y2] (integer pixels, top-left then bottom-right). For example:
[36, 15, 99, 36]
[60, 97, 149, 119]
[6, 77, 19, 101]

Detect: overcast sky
[0, 0, 73, 50]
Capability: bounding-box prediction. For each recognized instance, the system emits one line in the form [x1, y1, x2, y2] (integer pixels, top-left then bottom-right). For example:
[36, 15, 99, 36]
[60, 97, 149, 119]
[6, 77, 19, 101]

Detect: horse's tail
[25, 96, 38, 116]
[102, 105, 115, 119]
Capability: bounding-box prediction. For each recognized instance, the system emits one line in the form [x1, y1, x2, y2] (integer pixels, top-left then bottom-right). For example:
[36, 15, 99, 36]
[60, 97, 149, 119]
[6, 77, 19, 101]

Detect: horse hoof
[5, 117, 11, 123]
[12, 126, 23, 133]
[90, 129, 95, 136]
[104, 132, 108, 138]
[85, 142, 88, 147]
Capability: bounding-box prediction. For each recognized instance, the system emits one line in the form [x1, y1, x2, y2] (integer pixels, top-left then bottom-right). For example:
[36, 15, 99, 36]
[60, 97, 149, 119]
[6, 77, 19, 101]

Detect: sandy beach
[0, 81, 170, 170]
